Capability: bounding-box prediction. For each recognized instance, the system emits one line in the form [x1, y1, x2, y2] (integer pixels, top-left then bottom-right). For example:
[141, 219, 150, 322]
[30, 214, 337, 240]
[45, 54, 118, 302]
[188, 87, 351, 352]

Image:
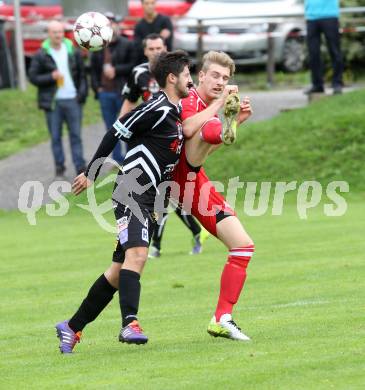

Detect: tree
[340, 0, 365, 66]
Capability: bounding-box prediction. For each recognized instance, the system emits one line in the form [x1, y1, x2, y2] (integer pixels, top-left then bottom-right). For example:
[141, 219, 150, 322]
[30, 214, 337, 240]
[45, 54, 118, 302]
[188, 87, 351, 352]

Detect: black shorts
[112, 205, 157, 263]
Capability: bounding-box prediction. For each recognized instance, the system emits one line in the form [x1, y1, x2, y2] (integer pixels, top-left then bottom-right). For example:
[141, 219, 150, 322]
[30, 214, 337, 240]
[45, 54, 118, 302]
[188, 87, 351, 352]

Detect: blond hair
[201, 51, 235, 76]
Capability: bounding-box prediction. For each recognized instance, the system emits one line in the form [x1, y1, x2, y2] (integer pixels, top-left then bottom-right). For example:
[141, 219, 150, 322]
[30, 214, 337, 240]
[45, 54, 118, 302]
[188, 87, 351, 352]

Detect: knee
[125, 248, 148, 270]
[200, 118, 222, 144]
[134, 253, 148, 268]
[242, 236, 254, 248]
[104, 263, 122, 288]
[236, 231, 254, 249]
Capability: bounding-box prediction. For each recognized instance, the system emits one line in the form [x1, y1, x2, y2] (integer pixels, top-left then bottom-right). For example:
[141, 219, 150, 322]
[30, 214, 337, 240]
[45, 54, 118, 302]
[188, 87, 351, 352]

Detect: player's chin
[211, 89, 222, 98]
[179, 88, 190, 98]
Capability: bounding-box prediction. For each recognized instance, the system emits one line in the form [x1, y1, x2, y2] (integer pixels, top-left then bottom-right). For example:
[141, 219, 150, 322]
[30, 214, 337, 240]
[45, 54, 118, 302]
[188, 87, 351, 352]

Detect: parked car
[1, 0, 195, 60]
[174, 0, 306, 72]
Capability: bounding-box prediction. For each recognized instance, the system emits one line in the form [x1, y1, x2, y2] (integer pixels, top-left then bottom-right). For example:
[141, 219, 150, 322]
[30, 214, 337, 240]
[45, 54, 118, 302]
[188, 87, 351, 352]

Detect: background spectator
[120, 33, 166, 116]
[29, 20, 88, 177]
[90, 12, 135, 164]
[134, 0, 174, 64]
[305, 0, 344, 94]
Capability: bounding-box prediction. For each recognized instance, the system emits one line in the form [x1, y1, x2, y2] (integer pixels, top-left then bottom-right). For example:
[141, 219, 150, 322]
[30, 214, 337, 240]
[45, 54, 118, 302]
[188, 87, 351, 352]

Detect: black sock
[175, 208, 201, 237]
[152, 213, 168, 250]
[119, 269, 141, 327]
[68, 274, 117, 333]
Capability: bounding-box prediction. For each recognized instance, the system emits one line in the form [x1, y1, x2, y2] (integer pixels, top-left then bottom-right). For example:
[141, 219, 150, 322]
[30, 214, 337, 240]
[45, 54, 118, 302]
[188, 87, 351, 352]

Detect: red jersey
[181, 87, 208, 120]
[172, 88, 235, 236]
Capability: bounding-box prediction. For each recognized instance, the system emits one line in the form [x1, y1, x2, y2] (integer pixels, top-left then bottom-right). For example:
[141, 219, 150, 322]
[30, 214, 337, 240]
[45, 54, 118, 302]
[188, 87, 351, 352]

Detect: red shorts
[172, 147, 235, 237]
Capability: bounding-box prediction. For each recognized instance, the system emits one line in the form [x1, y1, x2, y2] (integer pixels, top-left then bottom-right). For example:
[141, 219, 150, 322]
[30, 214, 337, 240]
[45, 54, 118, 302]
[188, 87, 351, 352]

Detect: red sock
[214, 245, 255, 321]
[200, 118, 222, 144]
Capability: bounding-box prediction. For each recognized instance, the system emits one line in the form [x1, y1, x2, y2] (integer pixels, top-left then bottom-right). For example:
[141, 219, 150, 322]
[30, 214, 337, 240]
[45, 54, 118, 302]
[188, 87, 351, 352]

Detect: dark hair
[104, 11, 122, 23]
[151, 50, 190, 88]
[142, 33, 164, 48]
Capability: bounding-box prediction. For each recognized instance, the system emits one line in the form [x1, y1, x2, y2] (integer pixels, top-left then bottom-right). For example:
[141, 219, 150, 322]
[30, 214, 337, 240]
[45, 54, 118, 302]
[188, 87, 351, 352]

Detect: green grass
[233, 69, 311, 90]
[206, 88, 365, 191]
[232, 67, 365, 91]
[1, 76, 365, 388]
[0, 84, 101, 160]
[0, 194, 364, 389]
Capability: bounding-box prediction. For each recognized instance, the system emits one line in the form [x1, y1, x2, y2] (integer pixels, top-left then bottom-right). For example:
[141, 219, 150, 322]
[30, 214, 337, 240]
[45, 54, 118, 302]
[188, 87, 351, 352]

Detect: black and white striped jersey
[121, 62, 159, 103]
[85, 91, 184, 209]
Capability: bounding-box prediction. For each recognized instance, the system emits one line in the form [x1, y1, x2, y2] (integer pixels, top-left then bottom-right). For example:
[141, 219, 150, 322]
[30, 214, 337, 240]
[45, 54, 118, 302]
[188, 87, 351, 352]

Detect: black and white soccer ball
[73, 12, 113, 52]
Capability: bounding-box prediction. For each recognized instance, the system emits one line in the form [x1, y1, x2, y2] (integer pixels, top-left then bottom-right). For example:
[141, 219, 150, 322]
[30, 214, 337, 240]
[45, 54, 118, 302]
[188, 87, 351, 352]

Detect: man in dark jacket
[90, 13, 135, 164]
[134, 0, 174, 64]
[29, 20, 88, 177]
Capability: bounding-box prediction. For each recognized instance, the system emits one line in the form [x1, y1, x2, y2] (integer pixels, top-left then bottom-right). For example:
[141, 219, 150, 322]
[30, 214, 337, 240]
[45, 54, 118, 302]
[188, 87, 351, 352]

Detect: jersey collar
[160, 90, 180, 112]
[193, 87, 208, 108]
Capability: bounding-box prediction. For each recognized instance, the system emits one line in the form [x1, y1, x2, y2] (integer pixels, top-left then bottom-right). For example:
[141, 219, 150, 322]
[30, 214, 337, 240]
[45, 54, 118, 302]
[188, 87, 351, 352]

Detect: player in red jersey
[173, 51, 254, 341]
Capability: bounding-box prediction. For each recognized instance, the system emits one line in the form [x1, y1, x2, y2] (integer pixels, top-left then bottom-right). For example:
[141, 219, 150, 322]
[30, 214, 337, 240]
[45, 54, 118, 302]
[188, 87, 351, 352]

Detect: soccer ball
[73, 12, 113, 52]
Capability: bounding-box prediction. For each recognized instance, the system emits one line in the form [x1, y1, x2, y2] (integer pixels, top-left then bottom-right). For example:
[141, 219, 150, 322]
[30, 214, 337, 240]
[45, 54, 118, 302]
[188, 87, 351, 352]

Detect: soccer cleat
[148, 245, 161, 258]
[119, 320, 148, 345]
[222, 92, 241, 145]
[190, 234, 202, 255]
[55, 320, 82, 353]
[207, 314, 250, 341]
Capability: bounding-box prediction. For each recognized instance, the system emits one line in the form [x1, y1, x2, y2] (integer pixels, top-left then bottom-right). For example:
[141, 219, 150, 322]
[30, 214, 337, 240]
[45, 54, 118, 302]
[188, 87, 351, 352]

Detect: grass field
[1, 191, 364, 389]
[1, 76, 365, 389]
[0, 84, 101, 160]
[207, 88, 365, 191]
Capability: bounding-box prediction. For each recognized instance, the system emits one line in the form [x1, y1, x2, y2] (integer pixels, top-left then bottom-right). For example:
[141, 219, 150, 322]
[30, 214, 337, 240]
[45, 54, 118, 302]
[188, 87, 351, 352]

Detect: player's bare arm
[182, 85, 238, 138]
[237, 96, 253, 125]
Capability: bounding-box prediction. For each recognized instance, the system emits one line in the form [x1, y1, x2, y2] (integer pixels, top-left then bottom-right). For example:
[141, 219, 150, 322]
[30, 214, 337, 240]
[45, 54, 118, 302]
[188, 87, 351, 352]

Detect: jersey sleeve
[113, 99, 158, 141]
[84, 129, 118, 180]
[180, 91, 198, 121]
[121, 70, 141, 103]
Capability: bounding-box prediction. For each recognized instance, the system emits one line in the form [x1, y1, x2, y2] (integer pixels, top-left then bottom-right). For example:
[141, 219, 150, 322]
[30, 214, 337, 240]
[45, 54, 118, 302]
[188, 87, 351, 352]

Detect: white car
[174, 0, 306, 72]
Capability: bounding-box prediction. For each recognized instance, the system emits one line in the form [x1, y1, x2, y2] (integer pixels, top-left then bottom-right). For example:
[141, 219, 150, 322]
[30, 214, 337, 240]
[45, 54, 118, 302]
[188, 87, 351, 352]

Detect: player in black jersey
[120, 33, 164, 115]
[121, 33, 207, 258]
[55, 51, 192, 352]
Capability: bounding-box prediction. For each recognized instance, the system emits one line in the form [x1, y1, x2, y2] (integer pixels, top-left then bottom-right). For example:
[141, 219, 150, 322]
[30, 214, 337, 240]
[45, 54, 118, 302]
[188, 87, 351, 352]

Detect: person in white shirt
[29, 20, 88, 176]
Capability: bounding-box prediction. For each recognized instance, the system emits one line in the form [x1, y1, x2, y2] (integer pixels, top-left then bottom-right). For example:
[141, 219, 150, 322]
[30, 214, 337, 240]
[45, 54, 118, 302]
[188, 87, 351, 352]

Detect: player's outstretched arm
[182, 85, 238, 138]
[72, 128, 120, 196]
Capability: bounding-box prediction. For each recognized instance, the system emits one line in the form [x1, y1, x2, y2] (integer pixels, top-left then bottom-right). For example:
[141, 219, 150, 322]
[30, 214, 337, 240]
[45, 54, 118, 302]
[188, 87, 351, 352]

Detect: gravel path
[0, 88, 342, 210]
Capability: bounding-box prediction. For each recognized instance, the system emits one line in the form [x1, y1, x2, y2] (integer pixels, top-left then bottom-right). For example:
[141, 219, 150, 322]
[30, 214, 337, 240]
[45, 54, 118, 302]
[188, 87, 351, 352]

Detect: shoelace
[74, 332, 82, 344]
[228, 319, 241, 331]
[130, 322, 143, 334]
[66, 331, 81, 346]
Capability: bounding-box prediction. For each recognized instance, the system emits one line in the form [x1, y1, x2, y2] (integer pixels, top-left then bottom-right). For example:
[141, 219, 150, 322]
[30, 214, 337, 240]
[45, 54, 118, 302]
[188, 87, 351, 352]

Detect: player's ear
[198, 70, 205, 83]
[167, 73, 177, 85]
